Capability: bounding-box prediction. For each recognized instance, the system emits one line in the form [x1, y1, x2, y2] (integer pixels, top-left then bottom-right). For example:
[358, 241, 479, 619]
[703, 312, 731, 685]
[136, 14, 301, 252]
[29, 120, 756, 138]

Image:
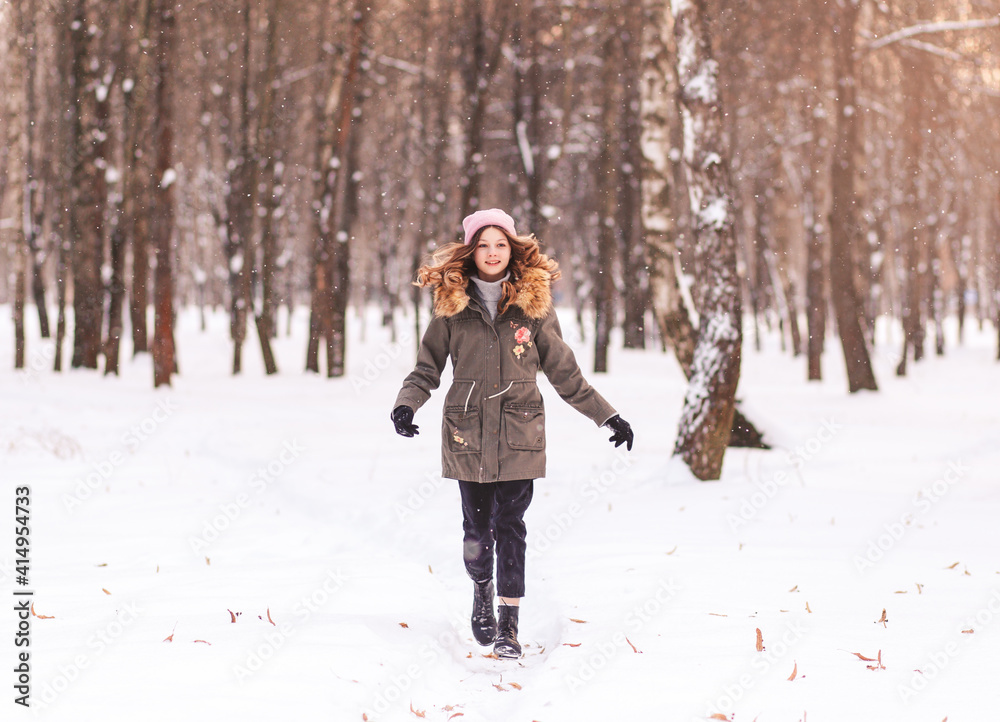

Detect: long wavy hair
[415, 225, 561, 315]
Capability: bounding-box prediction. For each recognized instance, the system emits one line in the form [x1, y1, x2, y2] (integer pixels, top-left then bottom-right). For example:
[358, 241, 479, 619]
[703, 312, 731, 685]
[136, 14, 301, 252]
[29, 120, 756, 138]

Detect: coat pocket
[443, 406, 481, 453]
[503, 405, 545, 451]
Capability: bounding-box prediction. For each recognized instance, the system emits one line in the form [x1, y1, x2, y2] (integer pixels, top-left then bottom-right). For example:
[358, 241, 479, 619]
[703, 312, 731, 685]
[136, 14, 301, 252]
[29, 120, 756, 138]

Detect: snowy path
[3, 307, 999, 722]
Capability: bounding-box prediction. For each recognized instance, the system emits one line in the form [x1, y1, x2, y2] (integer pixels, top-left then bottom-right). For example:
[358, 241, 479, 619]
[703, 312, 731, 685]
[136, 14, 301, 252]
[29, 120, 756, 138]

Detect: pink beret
[462, 208, 517, 245]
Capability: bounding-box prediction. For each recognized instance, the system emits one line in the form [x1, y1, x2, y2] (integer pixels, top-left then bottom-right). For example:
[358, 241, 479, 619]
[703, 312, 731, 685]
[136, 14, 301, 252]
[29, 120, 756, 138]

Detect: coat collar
[432, 266, 552, 320]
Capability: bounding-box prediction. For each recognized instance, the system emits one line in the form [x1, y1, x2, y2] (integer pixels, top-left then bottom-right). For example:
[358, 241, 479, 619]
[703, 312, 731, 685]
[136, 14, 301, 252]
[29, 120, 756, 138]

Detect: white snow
[3, 305, 1000, 721]
[684, 60, 720, 106]
[515, 121, 534, 177]
[160, 169, 177, 190]
[699, 196, 729, 231]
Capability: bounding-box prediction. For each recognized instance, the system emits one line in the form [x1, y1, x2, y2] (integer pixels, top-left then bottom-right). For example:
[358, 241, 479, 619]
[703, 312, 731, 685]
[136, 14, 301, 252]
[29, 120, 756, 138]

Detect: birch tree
[670, 0, 743, 479]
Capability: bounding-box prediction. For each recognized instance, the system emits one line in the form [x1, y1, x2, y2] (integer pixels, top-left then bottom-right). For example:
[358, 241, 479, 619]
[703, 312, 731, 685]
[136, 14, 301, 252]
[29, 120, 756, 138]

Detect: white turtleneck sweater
[470, 272, 510, 321]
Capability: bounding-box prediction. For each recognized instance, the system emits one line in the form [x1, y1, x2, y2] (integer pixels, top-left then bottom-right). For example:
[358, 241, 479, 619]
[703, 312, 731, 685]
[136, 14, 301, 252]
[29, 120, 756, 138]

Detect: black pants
[458, 479, 534, 599]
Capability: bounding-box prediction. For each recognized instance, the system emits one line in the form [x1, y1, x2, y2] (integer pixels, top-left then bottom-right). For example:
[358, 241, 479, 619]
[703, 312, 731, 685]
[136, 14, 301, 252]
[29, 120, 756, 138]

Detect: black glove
[391, 405, 419, 437]
[605, 415, 633, 451]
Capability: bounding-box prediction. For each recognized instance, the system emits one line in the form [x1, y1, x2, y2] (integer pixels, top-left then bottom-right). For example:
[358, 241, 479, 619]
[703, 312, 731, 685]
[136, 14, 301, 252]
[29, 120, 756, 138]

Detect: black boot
[494, 604, 521, 659]
[471, 580, 497, 645]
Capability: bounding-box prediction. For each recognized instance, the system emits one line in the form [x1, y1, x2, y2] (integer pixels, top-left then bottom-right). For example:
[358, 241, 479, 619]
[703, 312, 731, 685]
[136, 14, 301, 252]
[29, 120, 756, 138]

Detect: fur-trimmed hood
[432, 266, 553, 320]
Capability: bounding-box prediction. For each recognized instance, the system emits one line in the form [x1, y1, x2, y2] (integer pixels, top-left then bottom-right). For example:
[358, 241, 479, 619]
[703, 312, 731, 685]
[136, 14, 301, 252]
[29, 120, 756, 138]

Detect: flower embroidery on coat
[510, 322, 533, 359]
[452, 430, 468, 447]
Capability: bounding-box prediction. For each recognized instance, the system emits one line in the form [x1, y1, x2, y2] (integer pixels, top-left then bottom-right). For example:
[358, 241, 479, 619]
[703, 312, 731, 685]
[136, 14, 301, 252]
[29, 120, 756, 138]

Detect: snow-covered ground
[2, 304, 998, 722]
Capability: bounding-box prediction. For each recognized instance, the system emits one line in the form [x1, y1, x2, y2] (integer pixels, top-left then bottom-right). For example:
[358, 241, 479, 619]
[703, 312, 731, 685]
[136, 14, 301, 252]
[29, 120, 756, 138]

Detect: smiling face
[472, 226, 512, 282]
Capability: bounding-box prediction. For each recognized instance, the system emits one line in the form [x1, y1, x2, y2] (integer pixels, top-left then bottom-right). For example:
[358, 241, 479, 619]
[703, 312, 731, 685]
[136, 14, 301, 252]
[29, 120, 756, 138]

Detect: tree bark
[642, 0, 765, 450]
[228, 0, 255, 376]
[670, 0, 744, 480]
[828, 1, 878, 392]
[593, 33, 618, 374]
[457, 0, 511, 221]
[151, 0, 177, 388]
[640, 0, 695, 367]
[20, 2, 50, 340]
[619, 1, 647, 350]
[306, 0, 368, 376]
[128, 0, 154, 356]
[104, 0, 136, 375]
[68, 0, 106, 370]
[256, 0, 281, 343]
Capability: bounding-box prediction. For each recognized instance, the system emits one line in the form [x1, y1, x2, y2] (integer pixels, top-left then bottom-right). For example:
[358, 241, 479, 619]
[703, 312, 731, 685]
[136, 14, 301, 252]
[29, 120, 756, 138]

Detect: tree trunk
[228, 0, 254, 376]
[20, 2, 50, 340]
[671, 0, 744, 480]
[457, 0, 511, 222]
[68, 0, 106, 370]
[128, 0, 155, 356]
[618, 1, 647, 350]
[253, 0, 280, 373]
[306, 0, 368, 376]
[593, 33, 618, 375]
[641, 0, 765, 449]
[828, 1, 878, 393]
[805, 184, 826, 380]
[640, 0, 695, 368]
[803, 8, 829, 382]
[54, 206, 68, 372]
[106, 0, 144, 374]
[256, 0, 281, 342]
[105, 221, 127, 375]
[14, 228, 27, 368]
[151, 0, 176, 388]
[511, 16, 547, 236]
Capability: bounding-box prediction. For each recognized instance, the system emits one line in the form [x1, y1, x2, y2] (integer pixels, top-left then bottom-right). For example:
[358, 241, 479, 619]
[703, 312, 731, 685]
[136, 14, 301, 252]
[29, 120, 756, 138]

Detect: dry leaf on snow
[788, 661, 798, 681]
[102, 588, 111, 595]
[946, 561, 960, 569]
[756, 628, 764, 652]
[626, 637, 642, 654]
[876, 609, 888, 627]
[709, 714, 730, 721]
[562, 642, 582, 647]
[31, 603, 55, 619]
[399, 622, 409, 628]
[866, 650, 886, 670]
[961, 628, 974, 634]
[569, 618, 588, 624]
[409, 702, 426, 717]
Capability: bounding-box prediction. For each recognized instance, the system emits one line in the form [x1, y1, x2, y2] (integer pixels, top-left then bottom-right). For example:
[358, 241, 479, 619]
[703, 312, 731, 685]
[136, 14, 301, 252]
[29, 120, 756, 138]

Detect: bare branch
[866, 16, 1000, 52]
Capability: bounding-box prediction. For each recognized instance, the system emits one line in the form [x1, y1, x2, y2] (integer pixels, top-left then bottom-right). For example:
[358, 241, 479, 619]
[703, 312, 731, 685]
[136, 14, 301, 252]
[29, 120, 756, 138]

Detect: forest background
[1, 0, 998, 417]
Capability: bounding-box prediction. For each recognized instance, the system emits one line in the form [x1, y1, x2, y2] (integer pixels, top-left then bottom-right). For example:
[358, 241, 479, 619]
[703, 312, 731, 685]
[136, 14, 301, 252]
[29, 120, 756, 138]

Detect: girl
[391, 208, 633, 659]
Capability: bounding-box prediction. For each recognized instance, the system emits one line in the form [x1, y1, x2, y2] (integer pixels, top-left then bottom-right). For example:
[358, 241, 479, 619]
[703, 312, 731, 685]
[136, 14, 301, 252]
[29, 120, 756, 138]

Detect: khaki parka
[394, 267, 617, 483]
